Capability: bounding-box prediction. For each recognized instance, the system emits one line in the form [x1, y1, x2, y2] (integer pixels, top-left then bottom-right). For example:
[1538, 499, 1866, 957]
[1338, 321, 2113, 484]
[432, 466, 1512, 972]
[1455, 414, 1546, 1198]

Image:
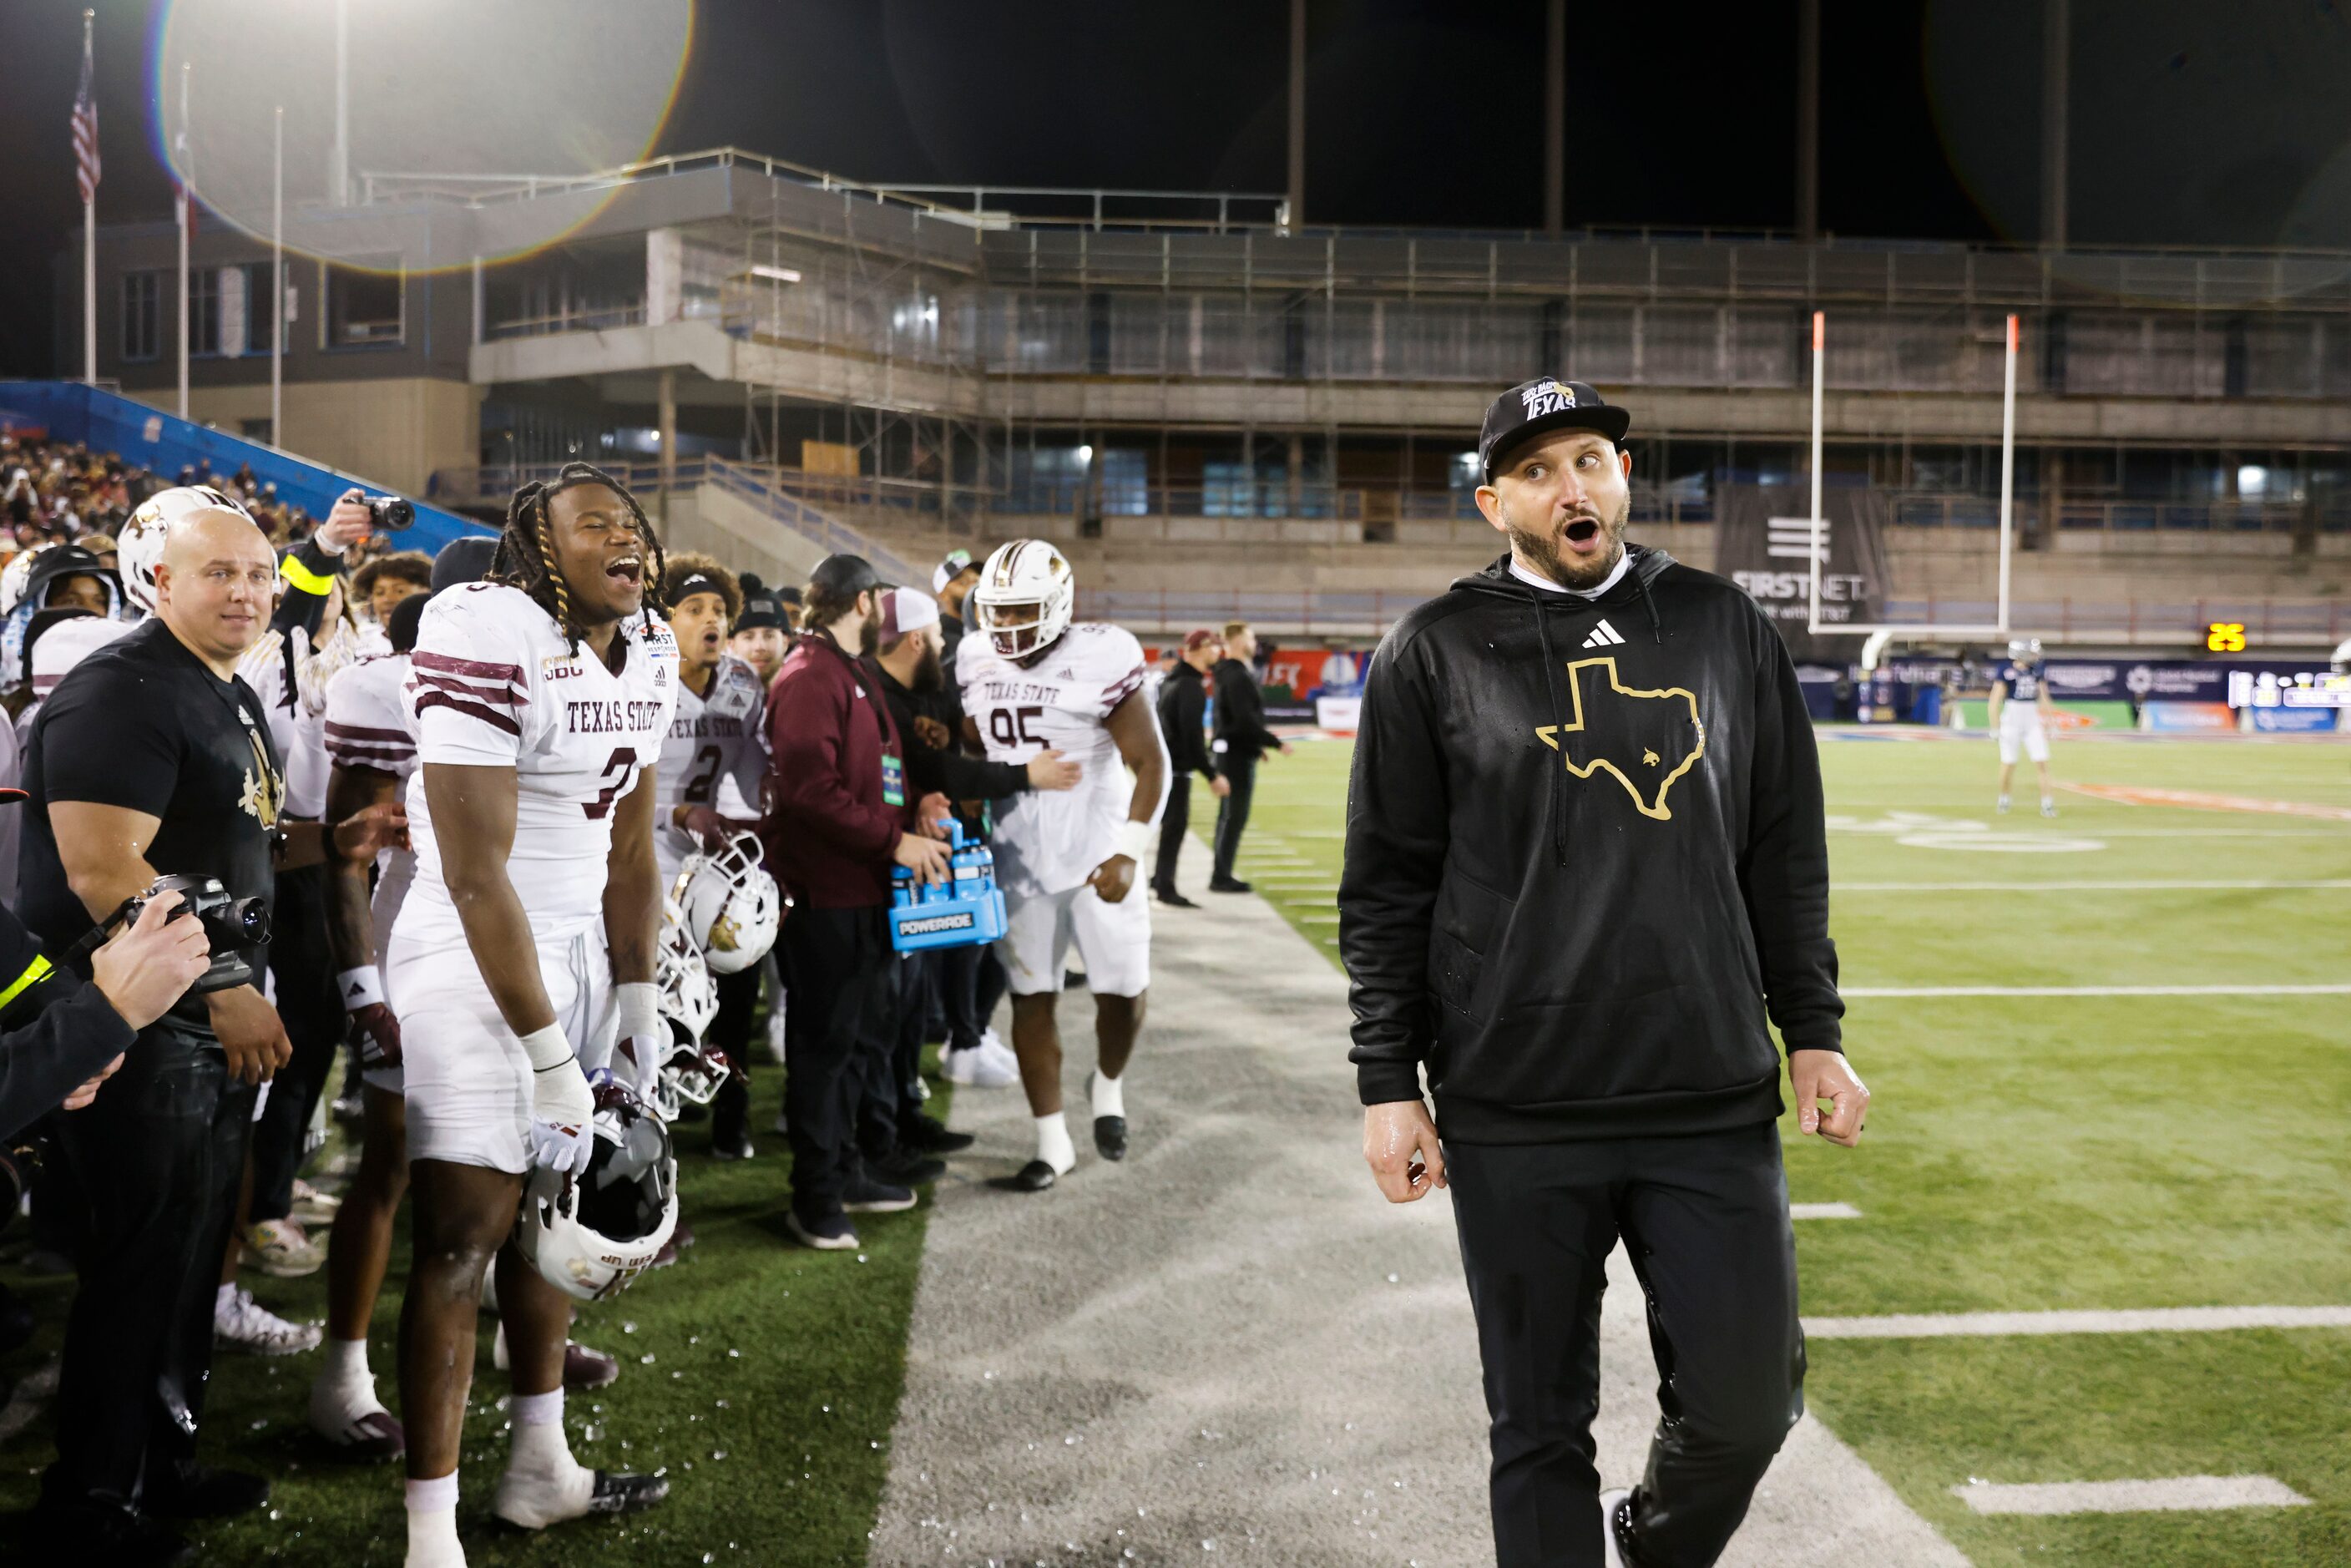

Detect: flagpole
[176, 61, 190, 419]
[272, 106, 284, 447]
[79, 11, 96, 386]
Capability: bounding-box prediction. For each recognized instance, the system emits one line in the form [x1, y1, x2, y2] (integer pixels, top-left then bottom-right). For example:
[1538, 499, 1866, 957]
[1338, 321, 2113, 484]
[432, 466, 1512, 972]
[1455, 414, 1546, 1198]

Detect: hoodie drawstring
[1529, 584, 1571, 869]
[1632, 554, 1663, 644]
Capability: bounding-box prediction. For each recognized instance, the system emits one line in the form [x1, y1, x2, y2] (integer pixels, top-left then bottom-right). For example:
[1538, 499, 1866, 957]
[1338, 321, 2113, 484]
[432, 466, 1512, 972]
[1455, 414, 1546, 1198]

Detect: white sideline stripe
[1846, 983, 2351, 998]
[1792, 1202, 1864, 1220]
[1951, 1475, 2312, 1516]
[1838, 879, 2351, 892]
[1805, 1304, 2351, 1338]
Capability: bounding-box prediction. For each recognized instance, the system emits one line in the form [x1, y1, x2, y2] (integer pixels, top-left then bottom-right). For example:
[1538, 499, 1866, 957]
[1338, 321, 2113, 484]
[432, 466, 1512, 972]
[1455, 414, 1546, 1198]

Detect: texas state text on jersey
[958, 621, 1149, 896]
[395, 583, 679, 943]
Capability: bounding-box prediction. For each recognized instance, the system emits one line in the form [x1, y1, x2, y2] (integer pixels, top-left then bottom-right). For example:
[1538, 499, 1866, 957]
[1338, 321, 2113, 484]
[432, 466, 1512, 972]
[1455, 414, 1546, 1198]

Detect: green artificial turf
[0, 1055, 948, 1565]
[1242, 731, 2351, 1568]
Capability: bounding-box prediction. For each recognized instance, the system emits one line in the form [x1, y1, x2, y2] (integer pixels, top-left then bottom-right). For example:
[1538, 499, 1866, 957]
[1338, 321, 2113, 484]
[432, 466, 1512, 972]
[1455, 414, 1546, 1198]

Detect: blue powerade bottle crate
[889, 819, 1009, 953]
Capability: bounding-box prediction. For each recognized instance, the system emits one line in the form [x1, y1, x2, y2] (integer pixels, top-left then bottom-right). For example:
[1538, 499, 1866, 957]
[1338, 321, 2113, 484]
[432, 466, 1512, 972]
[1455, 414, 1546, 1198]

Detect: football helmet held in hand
[515, 1082, 679, 1302]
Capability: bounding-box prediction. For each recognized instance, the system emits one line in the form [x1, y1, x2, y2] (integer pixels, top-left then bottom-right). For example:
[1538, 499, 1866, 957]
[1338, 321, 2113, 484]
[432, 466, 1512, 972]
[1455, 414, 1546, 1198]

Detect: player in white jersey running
[1990, 636, 2058, 817]
[958, 540, 1168, 1192]
[655, 554, 769, 1156]
[392, 467, 675, 1565]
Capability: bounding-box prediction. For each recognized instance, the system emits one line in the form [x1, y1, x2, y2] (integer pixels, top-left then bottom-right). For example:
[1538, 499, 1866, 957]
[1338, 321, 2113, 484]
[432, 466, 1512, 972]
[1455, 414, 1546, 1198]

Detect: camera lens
[368, 496, 415, 531]
[230, 898, 270, 942]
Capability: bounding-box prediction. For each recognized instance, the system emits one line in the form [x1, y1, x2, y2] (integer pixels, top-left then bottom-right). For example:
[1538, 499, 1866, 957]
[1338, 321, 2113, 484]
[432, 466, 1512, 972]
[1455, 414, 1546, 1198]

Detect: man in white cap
[931, 549, 980, 667]
[872, 587, 1078, 1112]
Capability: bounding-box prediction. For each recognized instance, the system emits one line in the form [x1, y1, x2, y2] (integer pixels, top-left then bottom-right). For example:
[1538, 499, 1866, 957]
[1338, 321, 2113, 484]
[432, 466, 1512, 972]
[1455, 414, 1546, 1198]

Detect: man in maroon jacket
[761, 554, 953, 1250]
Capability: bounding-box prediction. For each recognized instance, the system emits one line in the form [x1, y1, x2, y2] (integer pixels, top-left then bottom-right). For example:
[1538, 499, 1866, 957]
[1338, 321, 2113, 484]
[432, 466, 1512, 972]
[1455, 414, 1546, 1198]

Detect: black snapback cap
[1478, 378, 1631, 481]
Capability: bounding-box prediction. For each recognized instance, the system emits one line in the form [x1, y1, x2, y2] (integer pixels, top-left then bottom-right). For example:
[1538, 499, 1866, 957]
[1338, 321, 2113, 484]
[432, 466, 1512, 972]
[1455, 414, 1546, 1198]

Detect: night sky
[3, 0, 2345, 377]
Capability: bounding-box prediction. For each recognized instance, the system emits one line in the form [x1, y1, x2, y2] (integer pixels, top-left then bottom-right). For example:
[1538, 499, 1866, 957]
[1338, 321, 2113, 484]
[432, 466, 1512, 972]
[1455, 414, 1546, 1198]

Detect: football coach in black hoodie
[1339, 378, 1868, 1568]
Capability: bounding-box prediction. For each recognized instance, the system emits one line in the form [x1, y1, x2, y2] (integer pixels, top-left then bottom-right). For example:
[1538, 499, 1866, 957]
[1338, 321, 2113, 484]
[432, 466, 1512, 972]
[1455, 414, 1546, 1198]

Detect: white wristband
[1115, 817, 1155, 864]
[337, 965, 384, 1012]
[517, 1022, 574, 1075]
[616, 980, 660, 1043]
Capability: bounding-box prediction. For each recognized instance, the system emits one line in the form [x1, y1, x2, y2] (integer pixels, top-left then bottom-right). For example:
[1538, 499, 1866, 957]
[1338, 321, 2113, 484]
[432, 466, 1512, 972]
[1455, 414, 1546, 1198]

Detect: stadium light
[748, 265, 801, 284]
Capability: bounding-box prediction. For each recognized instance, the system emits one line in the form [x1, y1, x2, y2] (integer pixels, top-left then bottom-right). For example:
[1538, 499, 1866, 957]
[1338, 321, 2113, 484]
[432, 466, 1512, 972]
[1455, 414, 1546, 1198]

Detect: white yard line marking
[1805, 1304, 2351, 1338]
[1844, 984, 2351, 998]
[1792, 1202, 1864, 1220]
[1292, 913, 1341, 924]
[1950, 1475, 2312, 1516]
[1837, 879, 2351, 892]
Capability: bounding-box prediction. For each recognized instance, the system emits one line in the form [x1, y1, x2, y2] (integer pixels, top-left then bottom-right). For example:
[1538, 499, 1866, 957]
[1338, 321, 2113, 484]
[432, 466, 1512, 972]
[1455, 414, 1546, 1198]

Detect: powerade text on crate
[890, 821, 1009, 953]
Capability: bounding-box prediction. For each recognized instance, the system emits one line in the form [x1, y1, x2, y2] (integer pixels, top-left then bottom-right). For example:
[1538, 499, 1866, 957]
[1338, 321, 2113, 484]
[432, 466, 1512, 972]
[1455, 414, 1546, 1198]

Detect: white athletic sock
[215, 1282, 237, 1313]
[405, 1474, 464, 1568]
[1034, 1112, 1076, 1174]
[1090, 1070, 1124, 1121]
[511, 1388, 563, 1429]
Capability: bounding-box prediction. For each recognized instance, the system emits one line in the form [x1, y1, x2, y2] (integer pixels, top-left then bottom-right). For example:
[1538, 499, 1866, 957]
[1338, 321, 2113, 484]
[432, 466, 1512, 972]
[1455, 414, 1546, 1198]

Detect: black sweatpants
[1445, 1122, 1803, 1568]
[1152, 772, 1193, 893]
[43, 1023, 258, 1515]
[708, 959, 763, 1151]
[879, 947, 940, 1141]
[1209, 752, 1258, 883]
[776, 904, 897, 1219]
[251, 863, 341, 1224]
[938, 941, 1008, 1055]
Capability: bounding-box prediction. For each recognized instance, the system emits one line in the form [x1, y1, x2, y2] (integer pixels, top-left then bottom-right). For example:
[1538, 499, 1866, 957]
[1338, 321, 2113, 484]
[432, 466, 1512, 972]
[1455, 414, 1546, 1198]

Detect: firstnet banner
[1713, 483, 1893, 660]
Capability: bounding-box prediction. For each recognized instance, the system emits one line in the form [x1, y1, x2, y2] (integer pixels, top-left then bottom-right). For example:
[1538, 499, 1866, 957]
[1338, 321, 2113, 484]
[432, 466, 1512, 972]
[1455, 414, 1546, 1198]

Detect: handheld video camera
[114, 874, 270, 993]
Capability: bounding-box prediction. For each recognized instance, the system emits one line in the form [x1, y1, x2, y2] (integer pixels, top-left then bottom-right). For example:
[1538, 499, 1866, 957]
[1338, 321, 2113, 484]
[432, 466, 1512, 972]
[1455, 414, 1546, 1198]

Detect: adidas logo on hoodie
[1580, 619, 1626, 650]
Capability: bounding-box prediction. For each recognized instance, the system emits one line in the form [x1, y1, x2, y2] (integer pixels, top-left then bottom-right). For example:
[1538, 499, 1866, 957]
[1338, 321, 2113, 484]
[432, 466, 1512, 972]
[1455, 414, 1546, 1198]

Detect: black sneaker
[898, 1113, 975, 1155]
[144, 1465, 270, 1521]
[785, 1209, 859, 1251]
[32, 1500, 194, 1566]
[842, 1174, 918, 1213]
[868, 1150, 948, 1186]
[584, 1468, 670, 1515]
[1154, 887, 1199, 908]
[1206, 878, 1252, 893]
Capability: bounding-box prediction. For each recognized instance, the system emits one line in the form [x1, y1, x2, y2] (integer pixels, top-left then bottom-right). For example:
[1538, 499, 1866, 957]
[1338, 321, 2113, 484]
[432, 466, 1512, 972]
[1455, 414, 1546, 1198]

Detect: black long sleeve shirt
[1156, 663, 1216, 781]
[0, 893, 136, 1144]
[1211, 657, 1282, 762]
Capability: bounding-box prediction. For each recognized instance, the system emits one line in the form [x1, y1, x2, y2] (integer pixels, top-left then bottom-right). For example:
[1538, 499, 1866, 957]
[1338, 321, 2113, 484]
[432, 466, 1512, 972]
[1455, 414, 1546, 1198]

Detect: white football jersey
[324, 651, 420, 958]
[655, 653, 769, 881]
[397, 583, 678, 944]
[958, 621, 1154, 896]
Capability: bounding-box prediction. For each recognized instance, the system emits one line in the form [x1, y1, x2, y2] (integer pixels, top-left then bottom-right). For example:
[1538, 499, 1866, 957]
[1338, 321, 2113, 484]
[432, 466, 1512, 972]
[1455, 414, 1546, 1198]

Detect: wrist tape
[616, 980, 660, 1044]
[517, 1022, 574, 1075]
[1115, 817, 1155, 865]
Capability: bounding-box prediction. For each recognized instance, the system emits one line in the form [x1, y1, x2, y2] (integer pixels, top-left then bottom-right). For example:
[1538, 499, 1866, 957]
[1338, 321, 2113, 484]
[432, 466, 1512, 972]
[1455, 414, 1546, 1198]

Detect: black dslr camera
[364, 494, 414, 532]
[117, 874, 270, 993]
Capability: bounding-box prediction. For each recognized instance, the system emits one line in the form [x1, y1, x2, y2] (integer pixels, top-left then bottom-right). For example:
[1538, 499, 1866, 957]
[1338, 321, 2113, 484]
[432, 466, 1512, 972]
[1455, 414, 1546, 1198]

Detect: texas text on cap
[931, 548, 976, 595]
[809, 553, 887, 599]
[1479, 378, 1632, 481]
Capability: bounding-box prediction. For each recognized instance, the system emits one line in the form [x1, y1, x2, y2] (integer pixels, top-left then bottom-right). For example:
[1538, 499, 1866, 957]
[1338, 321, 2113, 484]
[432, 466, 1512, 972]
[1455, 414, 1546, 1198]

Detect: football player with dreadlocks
[389, 465, 676, 1564]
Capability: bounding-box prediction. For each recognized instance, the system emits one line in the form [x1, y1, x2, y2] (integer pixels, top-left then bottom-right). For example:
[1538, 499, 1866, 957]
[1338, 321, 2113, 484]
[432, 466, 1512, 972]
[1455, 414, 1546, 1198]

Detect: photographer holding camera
[15, 495, 402, 1561]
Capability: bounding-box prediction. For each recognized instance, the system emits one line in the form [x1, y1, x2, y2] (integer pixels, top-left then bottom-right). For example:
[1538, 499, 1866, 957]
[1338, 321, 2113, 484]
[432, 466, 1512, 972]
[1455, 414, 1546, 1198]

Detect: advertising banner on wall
[1715, 483, 1893, 660]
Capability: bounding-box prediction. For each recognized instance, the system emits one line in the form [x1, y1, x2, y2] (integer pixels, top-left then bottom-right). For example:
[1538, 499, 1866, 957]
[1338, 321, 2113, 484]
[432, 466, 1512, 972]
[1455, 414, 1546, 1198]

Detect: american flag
[71, 18, 99, 206]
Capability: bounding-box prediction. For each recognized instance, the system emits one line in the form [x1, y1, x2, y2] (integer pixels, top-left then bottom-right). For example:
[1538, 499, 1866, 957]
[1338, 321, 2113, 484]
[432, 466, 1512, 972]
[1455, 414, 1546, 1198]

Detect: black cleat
[989, 1159, 1059, 1193]
[1094, 1115, 1127, 1161]
[585, 1469, 670, 1515]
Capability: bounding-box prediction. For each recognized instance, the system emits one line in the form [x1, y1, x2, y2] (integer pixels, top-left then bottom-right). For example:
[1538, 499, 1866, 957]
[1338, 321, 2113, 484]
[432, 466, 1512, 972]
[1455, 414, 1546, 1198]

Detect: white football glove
[518, 1024, 595, 1176]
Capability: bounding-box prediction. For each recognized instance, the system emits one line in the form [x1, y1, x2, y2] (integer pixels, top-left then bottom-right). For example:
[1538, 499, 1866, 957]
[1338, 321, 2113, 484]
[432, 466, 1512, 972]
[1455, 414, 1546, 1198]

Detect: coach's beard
[1507, 492, 1631, 591]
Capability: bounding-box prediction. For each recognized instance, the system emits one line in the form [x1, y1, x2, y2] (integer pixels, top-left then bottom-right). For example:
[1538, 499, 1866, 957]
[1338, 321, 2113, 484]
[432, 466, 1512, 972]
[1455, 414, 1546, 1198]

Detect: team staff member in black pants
[1152, 630, 1229, 907]
[760, 556, 953, 1252]
[1340, 380, 1868, 1568]
[18, 495, 402, 1564]
[1206, 621, 1288, 893]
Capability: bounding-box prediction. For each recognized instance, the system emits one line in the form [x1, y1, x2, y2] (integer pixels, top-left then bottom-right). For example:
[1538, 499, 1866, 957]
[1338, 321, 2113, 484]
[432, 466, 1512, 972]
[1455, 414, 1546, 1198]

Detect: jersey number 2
[988, 706, 1045, 748]
[584, 747, 634, 820]
[682, 744, 723, 804]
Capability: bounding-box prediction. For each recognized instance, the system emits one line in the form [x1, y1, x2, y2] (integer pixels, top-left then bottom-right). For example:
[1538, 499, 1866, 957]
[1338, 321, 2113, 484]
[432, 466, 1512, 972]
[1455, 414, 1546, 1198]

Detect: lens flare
[149, 0, 694, 276]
